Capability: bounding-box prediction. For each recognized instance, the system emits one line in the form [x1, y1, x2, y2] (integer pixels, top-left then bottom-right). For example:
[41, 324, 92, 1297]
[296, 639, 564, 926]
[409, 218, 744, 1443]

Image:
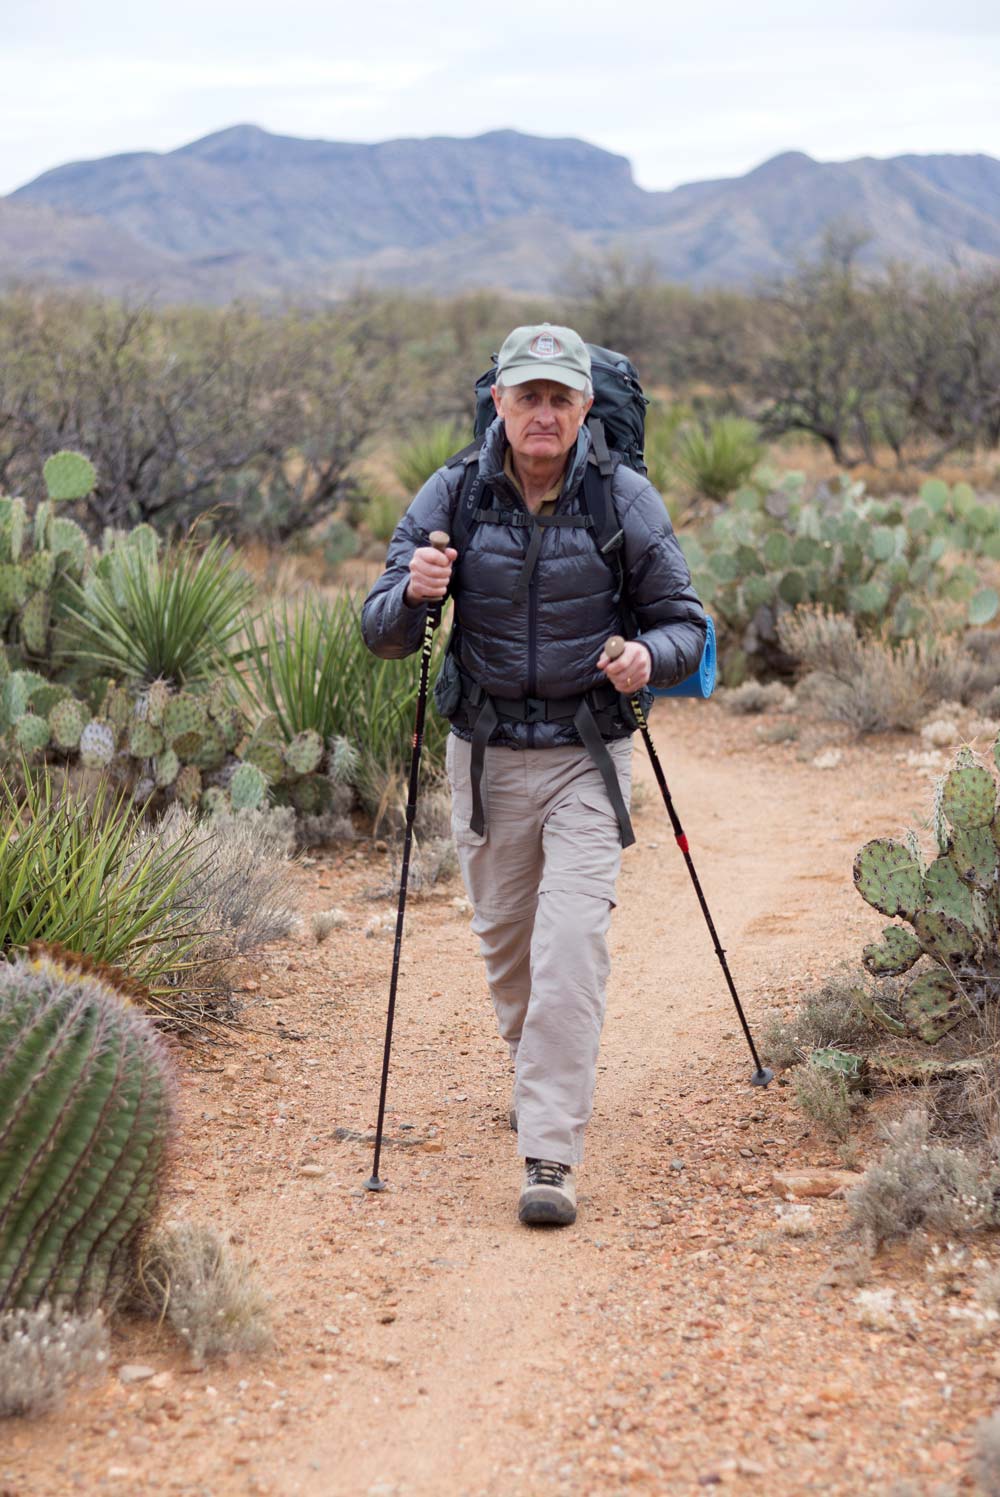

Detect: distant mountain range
[4, 125, 1000, 301]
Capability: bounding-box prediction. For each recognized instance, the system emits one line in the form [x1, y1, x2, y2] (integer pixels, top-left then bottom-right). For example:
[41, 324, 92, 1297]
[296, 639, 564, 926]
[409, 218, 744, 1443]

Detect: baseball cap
[495, 322, 591, 392]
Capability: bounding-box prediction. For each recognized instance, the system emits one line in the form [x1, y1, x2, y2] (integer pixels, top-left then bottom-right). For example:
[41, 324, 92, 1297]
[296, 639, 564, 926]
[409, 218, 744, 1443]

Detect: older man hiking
[362, 323, 706, 1227]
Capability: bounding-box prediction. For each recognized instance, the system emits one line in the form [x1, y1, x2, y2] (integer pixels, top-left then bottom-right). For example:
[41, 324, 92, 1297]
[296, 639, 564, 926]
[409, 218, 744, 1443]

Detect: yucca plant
[233, 591, 450, 817]
[62, 534, 255, 688]
[0, 767, 208, 1020]
[394, 422, 466, 496]
[672, 416, 762, 503]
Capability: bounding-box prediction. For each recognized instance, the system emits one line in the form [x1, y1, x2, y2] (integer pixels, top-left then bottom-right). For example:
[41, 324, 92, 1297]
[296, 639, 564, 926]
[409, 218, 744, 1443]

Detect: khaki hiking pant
[446, 731, 632, 1167]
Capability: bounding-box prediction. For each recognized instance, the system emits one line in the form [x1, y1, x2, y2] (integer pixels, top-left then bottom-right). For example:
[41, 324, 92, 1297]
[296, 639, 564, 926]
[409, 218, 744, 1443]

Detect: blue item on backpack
[651, 616, 716, 699]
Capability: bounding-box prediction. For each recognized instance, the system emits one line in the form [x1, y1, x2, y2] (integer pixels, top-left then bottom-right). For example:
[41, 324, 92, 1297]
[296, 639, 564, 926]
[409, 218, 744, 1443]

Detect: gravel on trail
[6, 702, 998, 1496]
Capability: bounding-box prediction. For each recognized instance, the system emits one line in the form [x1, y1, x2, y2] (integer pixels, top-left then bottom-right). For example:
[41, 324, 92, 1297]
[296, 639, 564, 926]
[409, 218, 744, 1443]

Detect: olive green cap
[495, 322, 591, 392]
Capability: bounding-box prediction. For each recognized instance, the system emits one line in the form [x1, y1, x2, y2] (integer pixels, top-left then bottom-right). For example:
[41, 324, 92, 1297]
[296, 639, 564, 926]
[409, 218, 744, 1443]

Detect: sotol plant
[0, 954, 174, 1312]
[853, 743, 1000, 1043]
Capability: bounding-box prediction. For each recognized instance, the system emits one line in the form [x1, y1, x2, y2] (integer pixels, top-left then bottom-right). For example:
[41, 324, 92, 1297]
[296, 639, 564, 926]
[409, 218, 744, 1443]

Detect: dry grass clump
[791, 1062, 855, 1143]
[312, 907, 349, 942]
[146, 805, 297, 957]
[778, 607, 977, 733]
[761, 975, 872, 1070]
[136, 1221, 272, 1362]
[0, 1307, 108, 1418]
[847, 1108, 987, 1246]
[719, 680, 795, 715]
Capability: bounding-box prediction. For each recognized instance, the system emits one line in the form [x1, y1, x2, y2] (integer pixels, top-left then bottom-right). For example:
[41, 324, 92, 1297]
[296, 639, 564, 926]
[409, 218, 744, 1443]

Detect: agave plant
[672, 416, 762, 502]
[63, 534, 255, 688]
[394, 421, 467, 496]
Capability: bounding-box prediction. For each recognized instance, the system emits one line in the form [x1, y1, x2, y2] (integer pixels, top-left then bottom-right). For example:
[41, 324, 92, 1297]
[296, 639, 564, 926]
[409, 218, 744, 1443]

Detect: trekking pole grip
[428, 531, 451, 625]
[605, 635, 625, 661]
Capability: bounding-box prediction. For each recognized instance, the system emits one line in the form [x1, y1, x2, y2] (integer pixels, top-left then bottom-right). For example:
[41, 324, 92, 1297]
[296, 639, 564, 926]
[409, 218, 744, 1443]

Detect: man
[362, 323, 705, 1227]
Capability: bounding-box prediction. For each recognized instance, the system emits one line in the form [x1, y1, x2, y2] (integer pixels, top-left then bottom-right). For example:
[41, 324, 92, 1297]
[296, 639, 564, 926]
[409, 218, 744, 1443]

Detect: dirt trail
[7, 704, 998, 1496]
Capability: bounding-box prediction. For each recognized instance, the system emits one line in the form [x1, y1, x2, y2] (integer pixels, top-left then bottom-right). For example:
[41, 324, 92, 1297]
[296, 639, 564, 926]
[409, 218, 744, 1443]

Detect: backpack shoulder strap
[444, 438, 484, 554]
[582, 443, 635, 635]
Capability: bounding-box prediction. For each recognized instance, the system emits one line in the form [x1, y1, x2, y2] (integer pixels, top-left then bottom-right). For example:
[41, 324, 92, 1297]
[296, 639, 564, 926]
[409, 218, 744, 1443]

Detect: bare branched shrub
[848, 1108, 987, 1246]
[720, 680, 794, 715]
[136, 1222, 272, 1362]
[0, 1307, 108, 1418]
[792, 1062, 854, 1142]
[147, 806, 296, 955]
[778, 607, 977, 733]
[761, 975, 872, 1070]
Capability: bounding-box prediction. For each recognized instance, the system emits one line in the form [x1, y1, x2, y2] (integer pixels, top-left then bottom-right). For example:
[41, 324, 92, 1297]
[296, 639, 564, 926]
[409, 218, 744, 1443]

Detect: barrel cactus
[854, 744, 1000, 1043]
[0, 954, 174, 1313]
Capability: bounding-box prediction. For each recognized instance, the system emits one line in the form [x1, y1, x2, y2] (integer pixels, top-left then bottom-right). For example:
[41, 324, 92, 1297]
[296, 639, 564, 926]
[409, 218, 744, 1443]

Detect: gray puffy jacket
[361, 419, 706, 749]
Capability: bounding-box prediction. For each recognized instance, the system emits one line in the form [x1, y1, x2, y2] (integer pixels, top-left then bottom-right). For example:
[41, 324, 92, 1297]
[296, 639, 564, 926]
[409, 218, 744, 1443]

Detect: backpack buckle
[523, 697, 547, 724]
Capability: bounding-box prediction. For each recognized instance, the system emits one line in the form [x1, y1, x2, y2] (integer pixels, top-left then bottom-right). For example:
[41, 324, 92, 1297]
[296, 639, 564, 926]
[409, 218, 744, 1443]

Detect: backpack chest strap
[510, 511, 593, 605]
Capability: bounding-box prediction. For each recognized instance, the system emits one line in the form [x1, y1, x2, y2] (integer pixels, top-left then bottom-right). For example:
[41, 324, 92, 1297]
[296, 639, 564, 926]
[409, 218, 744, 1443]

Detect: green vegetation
[0, 953, 174, 1313]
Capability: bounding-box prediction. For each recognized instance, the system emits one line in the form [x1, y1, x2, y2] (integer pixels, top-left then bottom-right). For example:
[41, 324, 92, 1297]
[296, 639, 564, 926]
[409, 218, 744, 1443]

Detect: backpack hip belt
[453, 668, 635, 849]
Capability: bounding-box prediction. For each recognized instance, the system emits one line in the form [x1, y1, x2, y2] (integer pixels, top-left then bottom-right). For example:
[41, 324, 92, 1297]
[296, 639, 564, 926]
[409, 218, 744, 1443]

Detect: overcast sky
[3, 0, 998, 196]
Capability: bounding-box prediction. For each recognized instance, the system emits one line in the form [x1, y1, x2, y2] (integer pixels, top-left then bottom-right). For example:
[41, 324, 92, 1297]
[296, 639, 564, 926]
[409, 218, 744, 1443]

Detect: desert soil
[6, 701, 1000, 1497]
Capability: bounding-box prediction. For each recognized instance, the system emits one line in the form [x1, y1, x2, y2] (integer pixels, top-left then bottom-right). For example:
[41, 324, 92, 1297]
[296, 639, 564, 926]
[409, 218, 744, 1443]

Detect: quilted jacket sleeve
[614, 466, 707, 689]
[361, 467, 457, 660]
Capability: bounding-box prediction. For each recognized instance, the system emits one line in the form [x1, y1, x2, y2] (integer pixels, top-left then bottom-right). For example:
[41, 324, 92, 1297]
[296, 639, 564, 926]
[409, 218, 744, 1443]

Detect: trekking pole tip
[365, 1175, 389, 1192]
[750, 1066, 774, 1088]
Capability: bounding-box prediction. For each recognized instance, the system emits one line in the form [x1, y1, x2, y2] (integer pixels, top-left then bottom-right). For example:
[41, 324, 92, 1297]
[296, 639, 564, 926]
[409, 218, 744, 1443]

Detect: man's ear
[491, 384, 504, 418]
[579, 395, 594, 427]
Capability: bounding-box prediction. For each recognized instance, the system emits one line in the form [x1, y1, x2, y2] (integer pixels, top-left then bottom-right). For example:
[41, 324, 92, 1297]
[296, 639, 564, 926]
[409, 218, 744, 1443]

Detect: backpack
[445, 343, 650, 614]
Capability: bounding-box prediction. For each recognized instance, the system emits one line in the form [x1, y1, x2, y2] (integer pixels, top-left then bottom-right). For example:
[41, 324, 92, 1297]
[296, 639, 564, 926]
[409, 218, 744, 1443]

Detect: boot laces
[526, 1158, 570, 1188]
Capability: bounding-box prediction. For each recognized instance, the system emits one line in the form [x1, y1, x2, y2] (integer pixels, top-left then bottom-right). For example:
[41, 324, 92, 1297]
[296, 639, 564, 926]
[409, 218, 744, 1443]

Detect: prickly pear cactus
[0, 953, 174, 1312]
[283, 730, 324, 778]
[230, 762, 268, 812]
[79, 718, 117, 770]
[854, 737, 1000, 1046]
[42, 451, 96, 503]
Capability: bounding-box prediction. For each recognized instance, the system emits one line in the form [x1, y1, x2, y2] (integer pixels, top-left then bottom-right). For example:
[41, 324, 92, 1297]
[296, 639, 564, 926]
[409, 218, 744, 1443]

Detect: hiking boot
[518, 1158, 577, 1226]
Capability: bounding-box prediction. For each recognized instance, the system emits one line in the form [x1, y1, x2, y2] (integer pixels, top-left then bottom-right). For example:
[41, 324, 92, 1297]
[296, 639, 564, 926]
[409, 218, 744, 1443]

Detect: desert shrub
[719, 680, 794, 715]
[0, 1307, 108, 1418]
[312, 908, 348, 942]
[671, 417, 762, 502]
[761, 975, 873, 1070]
[65, 532, 255, 688]
[138, 804, 297, 958]
[362, 488, 407, 545]
[847, 1109, 986, 1245]
[778, 607, 977, 732]
[791, 1061, 854, 1142]
[318, 520, 361, 570]
[136, 1221, 272, 1362]
[395, 421, 466, 496]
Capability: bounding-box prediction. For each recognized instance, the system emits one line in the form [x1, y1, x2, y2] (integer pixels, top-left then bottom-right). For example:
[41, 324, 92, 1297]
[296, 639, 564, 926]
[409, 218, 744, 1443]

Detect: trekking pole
[605, 636, 772, 1088]
[366, 531, 452, 1192]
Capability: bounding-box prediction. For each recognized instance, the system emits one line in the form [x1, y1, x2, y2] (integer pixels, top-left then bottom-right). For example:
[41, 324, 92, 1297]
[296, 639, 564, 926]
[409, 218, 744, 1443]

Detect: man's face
[492, 379, 593, 464]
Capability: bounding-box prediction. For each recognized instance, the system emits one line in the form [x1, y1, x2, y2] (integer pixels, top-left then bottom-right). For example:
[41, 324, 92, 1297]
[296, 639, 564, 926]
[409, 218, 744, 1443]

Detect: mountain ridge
[5, 127, 1000, 300]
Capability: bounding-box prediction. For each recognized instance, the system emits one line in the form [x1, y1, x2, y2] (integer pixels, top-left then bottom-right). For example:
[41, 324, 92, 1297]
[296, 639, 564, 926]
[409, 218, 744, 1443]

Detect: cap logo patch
[529, 333, 561, 358]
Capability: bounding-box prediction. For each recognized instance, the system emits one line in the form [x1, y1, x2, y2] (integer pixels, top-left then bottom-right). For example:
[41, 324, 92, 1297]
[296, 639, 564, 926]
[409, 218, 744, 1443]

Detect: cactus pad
[49, 698, 88, 751]
[13, 713, 51, 754]
[188, 728, 225, 772]
[862, 924, 922, 977]
[853, 838, 923, 918]
[283, 730, 325, 777]
[43, 451, 97, 502]
[145, 680, 170, 727]
[1, 673, 29, 728]
[853, 988, 907, 1036]
[101, 684, 131, 736]
[902, 970, 967, 1044]
[947, 826, 999, 889]
[810, 1048, 867, 1090]
[0, 563, 28, 614]
[941, 762, 996, 830]
[200, 786, 229, 816]
[128, 720, 164, 760]
[173, 765, 202, 808]
[154, 749, 180, 789]
[229, 762, 268, 811]
[79, 718, 116, 769]
[0, 954, 173, 1312]
[922, 855, 978, 926]
[912, 909, 978, 965]
[19, 590, 51, 657]
[23, 550, 55, 593]
[49, 517, 88, 575]
[7, 498, 25, 563]
[162, 695, 207, 745]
